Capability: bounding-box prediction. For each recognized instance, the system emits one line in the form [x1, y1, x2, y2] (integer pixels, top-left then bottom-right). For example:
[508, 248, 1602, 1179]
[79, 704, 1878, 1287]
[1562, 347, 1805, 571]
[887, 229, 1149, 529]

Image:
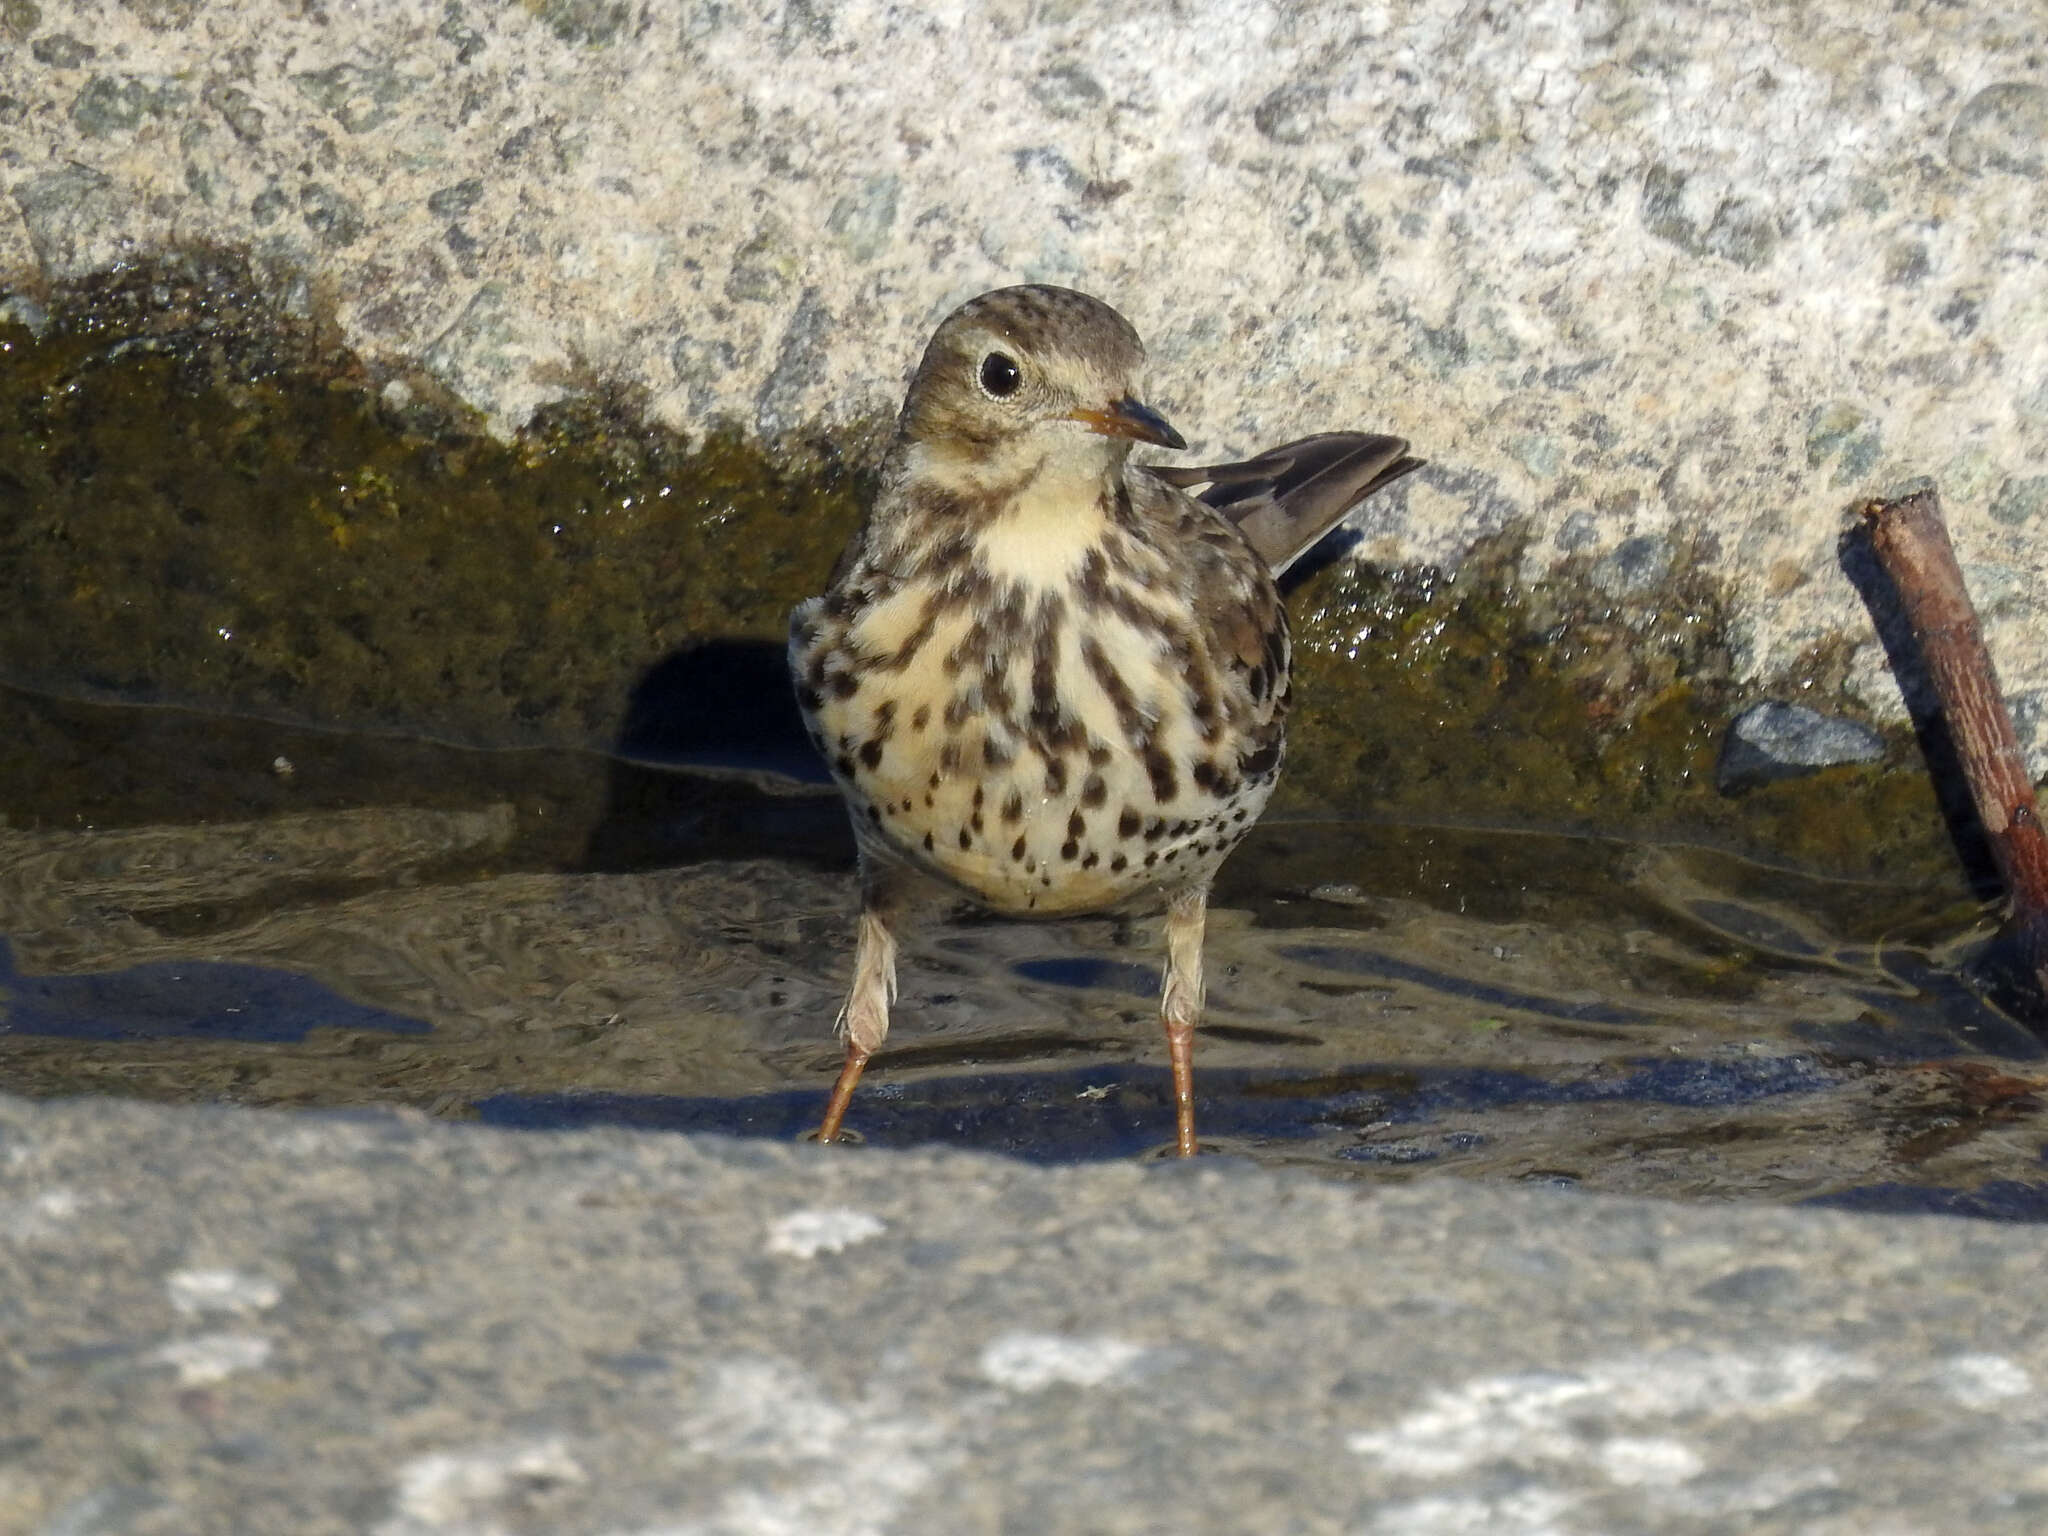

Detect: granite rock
[0, 0, 2042, 762]
[5, 1092, 2048, 1534]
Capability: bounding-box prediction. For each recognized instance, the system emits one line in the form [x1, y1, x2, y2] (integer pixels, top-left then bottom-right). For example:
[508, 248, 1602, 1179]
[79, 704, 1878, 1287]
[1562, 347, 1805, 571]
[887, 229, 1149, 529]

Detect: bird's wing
[1151, 432, 1424, 577]
[1129, 471, 1295, 759]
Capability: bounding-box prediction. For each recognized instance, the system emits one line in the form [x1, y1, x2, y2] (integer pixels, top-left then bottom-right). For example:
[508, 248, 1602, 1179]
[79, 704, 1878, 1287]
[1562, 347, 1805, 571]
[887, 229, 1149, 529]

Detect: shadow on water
[475, 1053, 1843, 1165]
[1809, 1181, 2048, 1220]
[609, 638, 830, 787]
[0, 937, 429, 1043]
[581, 639, 848, 877]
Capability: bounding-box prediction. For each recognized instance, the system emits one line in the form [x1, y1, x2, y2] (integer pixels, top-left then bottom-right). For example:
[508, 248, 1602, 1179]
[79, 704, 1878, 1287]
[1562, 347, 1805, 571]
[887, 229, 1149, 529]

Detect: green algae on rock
[0, 255, 870, 750]
[0, 255, 1979, 887]
[1280, 534, 1965, 886]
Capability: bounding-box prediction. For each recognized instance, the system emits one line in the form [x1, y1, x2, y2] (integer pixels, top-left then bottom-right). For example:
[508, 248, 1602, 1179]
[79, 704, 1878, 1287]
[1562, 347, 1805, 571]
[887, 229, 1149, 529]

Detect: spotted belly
[791, 556, 1284, 914]
[847, 728, 1270, 913]
[798, 661, 1274, 914]
[846, 740, 1270, 914]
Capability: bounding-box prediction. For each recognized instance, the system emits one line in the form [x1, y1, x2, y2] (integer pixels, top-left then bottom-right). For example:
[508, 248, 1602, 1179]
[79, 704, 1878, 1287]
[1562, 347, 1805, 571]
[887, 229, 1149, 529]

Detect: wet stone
[0, 256, 1987, 885]
[1716, 701, 1885, 794]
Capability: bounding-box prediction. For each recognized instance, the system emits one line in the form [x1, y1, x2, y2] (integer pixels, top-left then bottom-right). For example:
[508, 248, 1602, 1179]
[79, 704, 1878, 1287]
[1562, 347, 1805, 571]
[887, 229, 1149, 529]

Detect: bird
[788, 284, 1421, 1156]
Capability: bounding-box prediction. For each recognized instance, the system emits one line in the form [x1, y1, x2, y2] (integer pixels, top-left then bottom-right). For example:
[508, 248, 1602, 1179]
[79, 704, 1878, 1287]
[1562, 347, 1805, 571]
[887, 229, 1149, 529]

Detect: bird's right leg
[817, 883, 899, 1143]
[1159, 884, 1208, 1158]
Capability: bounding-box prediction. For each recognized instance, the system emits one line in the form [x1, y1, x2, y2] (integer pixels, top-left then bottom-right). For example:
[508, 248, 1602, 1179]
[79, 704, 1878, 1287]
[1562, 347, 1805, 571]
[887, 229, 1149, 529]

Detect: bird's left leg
[1159, 884, 1208, 1157]
[816, 868, 902, 1143]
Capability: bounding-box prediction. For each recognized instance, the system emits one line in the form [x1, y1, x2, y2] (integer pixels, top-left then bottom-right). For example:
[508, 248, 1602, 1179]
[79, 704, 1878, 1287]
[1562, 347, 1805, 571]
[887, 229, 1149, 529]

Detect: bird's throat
[972, 463, 1118, 587]
[902, 437, 1122, 590]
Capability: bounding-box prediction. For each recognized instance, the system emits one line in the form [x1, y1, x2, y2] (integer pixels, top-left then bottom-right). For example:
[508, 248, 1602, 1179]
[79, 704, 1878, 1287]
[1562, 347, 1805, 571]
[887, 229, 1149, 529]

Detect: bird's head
[894, 285, 1185, 483]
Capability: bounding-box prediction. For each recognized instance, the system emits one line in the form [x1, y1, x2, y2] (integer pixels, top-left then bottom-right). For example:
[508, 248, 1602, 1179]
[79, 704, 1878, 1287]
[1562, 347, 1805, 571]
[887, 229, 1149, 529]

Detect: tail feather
[1154, 432, 1425, 576]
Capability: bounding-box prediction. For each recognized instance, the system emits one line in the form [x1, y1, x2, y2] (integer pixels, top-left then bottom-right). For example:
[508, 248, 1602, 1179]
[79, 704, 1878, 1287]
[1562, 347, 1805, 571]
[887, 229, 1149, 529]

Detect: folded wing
[1153, 432, 1425, 577]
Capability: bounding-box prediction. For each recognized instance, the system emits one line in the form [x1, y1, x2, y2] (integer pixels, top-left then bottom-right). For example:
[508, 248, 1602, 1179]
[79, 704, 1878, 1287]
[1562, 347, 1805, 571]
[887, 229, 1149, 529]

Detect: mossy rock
[0, 254, 1976, 887]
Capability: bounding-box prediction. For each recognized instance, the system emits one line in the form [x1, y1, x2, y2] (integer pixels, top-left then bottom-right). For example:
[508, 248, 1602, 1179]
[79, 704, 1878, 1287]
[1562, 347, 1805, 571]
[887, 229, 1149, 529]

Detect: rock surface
[1, 0, 2045, 758]
[4, 1091, 2048, 1534]
[1715, 700, 1886, 793]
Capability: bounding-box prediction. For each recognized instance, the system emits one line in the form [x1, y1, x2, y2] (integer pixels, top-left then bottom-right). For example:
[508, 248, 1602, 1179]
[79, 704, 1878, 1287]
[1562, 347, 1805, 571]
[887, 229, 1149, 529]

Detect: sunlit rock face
[0, 0, 2043, 766]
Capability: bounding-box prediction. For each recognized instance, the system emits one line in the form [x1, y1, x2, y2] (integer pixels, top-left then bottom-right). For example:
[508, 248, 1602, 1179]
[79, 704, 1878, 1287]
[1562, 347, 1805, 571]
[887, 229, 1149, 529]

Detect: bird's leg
[1160, 885, 1208, 1157]
[817, 889, 899, 1144]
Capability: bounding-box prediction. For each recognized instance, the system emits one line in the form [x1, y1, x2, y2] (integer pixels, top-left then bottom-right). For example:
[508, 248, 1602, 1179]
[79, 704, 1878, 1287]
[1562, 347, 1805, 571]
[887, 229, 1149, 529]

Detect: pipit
[790, 285, 1421, 1155]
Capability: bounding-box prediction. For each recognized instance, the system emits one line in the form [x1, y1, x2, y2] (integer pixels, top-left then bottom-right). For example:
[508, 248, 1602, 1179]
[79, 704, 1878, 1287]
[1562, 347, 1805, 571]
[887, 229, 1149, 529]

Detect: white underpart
[1056, 611, 1171, 748]
[969, 456, 1186, 759]
[971, 455, 1116, 589]
[847, 584, 944, 661]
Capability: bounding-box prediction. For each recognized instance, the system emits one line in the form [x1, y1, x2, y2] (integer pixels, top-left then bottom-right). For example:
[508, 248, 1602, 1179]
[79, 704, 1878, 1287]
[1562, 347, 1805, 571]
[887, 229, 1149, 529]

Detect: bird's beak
[1068, 396, 1187, 452]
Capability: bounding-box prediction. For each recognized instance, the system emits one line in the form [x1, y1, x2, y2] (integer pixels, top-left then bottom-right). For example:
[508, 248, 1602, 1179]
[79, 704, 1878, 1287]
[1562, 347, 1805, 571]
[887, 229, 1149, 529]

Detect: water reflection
[2, 687, 2043, 1215]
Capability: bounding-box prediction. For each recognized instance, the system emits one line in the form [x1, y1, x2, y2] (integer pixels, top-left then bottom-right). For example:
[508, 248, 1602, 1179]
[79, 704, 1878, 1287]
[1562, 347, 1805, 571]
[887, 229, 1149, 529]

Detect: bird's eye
[978, 352, 1022, 398]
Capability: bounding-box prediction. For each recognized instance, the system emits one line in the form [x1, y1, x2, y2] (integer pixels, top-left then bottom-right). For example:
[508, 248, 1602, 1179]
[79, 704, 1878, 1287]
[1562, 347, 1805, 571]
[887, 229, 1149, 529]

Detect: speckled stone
[5, 1092, 2048, 1533]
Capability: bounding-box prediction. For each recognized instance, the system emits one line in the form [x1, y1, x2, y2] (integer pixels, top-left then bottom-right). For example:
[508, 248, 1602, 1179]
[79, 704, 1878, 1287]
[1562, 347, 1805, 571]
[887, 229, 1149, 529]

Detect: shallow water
[3, 686, 2044, 1217]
